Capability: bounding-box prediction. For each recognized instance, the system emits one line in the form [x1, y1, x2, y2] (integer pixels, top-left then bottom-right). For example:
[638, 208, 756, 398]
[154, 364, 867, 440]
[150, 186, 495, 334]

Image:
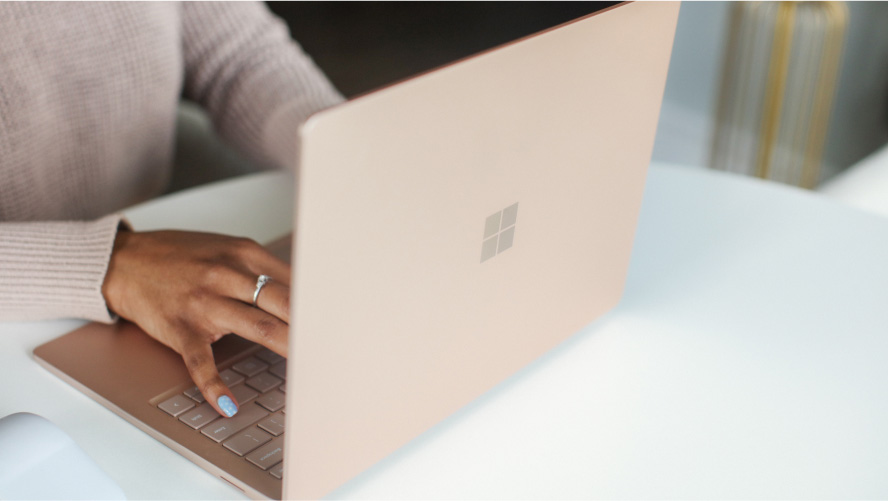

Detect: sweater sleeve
[180, 1, 345, 170]
[0, 214, 125, 323]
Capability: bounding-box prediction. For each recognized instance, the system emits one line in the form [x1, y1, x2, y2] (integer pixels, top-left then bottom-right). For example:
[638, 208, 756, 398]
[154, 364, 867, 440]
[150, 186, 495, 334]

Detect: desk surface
[2, 164, 887, 499]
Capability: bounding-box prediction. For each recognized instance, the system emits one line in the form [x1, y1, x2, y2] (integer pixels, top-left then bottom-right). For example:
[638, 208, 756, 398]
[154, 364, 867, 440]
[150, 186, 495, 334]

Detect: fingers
[214, 238, 290, 318]
[181, 340, 239, 418]
[228, 237, 292, 287]
[253, 280, 290, 324]
[251, 252, 292, 288]
[222, 268, 290, 324]
[214, 299, 289, 357]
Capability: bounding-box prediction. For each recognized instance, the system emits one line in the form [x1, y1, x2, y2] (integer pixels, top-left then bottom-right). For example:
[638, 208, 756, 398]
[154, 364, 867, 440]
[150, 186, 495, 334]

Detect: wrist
[102, 227, 135, 318]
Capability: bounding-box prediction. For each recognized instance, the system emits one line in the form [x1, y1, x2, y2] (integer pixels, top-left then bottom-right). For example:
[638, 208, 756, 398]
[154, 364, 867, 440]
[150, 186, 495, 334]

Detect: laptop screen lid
[285, 2, 679, 498]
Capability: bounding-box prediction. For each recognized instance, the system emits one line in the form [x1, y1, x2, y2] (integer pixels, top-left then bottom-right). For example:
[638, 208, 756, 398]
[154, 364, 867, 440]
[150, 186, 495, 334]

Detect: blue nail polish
[218, 395, 238, 417]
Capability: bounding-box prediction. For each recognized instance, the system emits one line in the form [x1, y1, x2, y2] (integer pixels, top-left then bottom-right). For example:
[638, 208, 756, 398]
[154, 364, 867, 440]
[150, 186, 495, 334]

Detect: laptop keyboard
[155, 347, 287, 480]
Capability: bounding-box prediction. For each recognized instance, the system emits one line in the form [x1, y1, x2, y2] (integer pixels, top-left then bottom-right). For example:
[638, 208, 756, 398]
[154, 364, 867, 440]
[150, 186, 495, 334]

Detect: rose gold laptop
[34, 3, 679, 499]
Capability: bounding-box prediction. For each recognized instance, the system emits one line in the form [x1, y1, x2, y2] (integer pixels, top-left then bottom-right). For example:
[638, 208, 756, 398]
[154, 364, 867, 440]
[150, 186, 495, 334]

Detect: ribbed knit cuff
[0, 214, 127, 323]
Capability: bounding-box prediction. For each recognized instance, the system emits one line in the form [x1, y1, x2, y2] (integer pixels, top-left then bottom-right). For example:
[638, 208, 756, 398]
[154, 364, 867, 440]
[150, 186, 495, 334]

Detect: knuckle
[231, 237, 262, 259]
[253, 316, 281, 342]
[183, 351, 211, 373]
[184, 288, 209, 310]
[201, 262, 232, 288]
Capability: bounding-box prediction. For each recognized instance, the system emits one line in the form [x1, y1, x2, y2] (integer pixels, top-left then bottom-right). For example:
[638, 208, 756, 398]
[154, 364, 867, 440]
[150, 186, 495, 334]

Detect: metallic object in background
[711, 2, 847, 189]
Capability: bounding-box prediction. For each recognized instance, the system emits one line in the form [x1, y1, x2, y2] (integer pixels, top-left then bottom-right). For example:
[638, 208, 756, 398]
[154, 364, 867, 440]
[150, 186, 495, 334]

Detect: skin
[101, 230, 291, 418]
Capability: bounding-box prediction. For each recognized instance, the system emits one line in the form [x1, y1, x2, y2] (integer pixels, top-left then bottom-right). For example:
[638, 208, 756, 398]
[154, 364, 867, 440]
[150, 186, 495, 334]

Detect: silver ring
[252, 275, 271, 306]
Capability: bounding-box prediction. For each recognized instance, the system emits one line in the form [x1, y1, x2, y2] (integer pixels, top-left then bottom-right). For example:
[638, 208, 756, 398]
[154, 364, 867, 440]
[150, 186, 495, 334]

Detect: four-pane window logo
[480, 202, 519, 263]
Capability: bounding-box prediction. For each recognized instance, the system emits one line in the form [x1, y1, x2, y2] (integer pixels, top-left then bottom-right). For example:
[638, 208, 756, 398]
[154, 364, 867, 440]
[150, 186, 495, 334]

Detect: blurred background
[179, 2, 888, 215]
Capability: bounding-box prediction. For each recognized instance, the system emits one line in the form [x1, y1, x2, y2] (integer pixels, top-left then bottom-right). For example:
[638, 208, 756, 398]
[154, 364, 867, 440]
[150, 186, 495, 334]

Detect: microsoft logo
[480, 202, 519, 263]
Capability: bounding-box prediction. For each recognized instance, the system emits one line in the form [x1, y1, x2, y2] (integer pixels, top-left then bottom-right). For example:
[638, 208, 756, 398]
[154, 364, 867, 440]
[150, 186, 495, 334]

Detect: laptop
[34, 2, 679, 499]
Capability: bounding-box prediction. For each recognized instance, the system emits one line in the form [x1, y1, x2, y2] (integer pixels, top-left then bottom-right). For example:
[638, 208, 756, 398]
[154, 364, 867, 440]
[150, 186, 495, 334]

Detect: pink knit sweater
[0, 2, 343, 322]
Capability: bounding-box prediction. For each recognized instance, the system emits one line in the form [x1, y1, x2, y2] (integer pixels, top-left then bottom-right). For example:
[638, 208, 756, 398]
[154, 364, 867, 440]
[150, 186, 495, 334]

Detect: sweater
[0, 2, 343, 322]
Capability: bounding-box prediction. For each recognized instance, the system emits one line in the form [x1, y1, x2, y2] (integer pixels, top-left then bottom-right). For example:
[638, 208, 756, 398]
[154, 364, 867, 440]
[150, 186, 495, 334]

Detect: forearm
[181, 1, 344, 170]
[0, 214, 126, 323]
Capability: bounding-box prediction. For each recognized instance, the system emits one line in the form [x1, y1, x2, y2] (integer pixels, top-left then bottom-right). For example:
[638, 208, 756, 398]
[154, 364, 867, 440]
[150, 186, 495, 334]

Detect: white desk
[820, 141, 888, 218]
[2, 164, 887, 499]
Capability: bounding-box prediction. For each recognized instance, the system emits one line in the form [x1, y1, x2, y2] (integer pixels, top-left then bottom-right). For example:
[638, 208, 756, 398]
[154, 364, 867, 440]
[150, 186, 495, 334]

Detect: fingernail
[218, 395, 238, 417]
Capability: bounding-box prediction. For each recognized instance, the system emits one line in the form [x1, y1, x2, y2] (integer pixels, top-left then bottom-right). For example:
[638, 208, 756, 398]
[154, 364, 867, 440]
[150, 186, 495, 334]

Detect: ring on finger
[252, 274, 272, 306]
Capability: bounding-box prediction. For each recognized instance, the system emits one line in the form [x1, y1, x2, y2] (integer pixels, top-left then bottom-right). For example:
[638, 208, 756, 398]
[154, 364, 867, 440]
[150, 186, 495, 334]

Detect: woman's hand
[102, 230, 291, 418]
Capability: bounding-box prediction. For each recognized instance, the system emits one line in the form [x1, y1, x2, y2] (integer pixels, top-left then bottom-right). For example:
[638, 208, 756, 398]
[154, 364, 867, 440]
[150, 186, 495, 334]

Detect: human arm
[101, 230, 291, 418]
[0, 1, 327, 418]
[0, 215, 125, 323]
[180, 1, 344, 170]
[95, 2, 343, 416]
[0, 219, 290, 419]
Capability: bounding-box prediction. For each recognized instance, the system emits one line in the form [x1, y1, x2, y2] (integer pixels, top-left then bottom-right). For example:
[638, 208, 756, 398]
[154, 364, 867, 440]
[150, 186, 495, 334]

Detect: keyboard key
[159, 394, 195, 417]
[269, 361, 287, 380]
[255, 348, 284, 365]
[256, 390, 285, 412]
[232, 357, 268, 377]
[231, 383, 259, 405]
[269, 462, 284, 479]
[201, 404, 268, 443]
[246, 372, 283, 393]
[245, 437, 284, 470]
[179, 402, 220, 430]
[257, 413, 285, 436]
[184, 386, 206, 403]
[219, 368, 245, 387]
[223, 427, 273, 456]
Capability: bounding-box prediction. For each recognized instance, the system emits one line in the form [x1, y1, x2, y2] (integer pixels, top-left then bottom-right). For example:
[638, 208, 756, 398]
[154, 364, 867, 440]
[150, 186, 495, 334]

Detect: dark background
[266, 2, 619, 97]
